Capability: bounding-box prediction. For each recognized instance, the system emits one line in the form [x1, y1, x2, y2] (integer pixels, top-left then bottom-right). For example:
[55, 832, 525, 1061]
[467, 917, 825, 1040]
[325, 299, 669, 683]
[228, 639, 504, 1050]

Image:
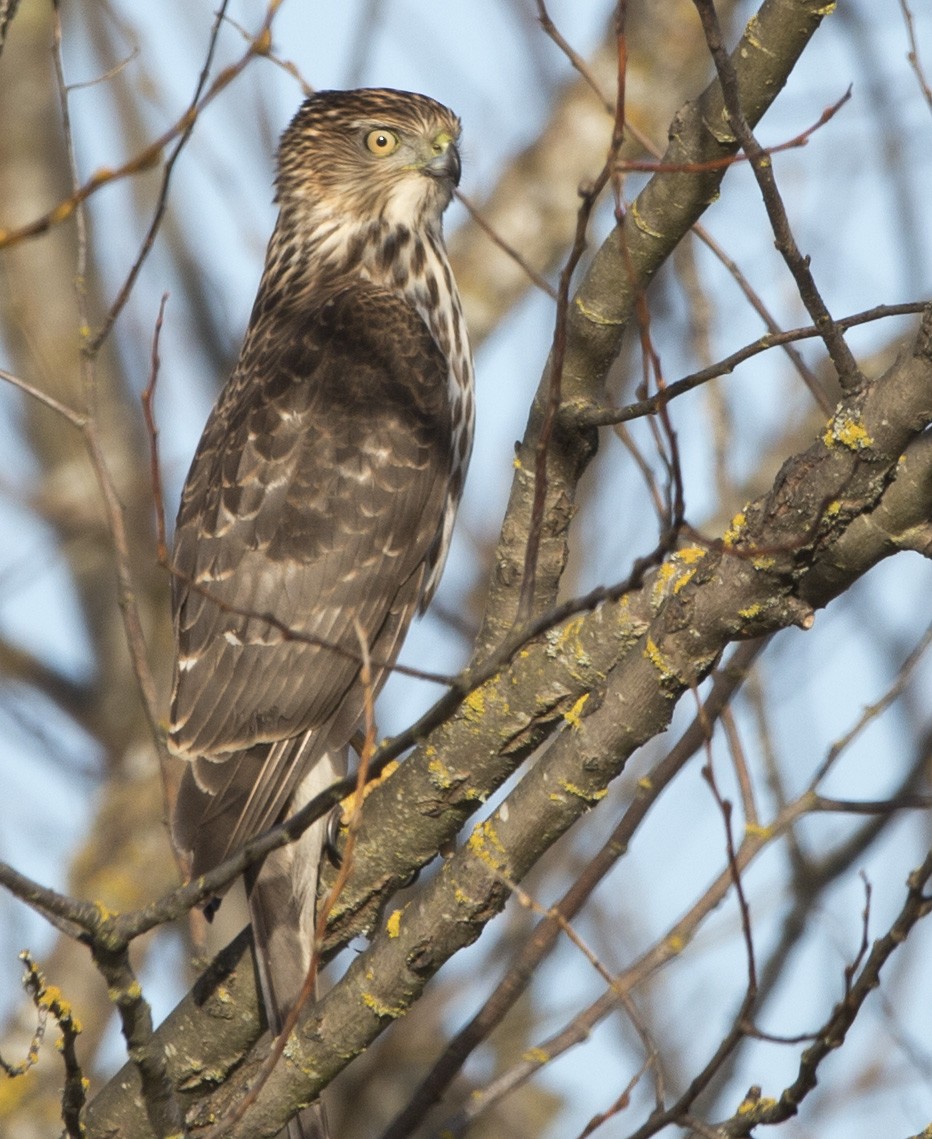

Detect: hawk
[169, 88, 473, 1139]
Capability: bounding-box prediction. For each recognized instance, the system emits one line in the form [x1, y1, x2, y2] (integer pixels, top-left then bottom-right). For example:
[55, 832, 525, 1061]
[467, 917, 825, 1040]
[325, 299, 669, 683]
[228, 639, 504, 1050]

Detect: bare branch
[691, 0, 863, 390]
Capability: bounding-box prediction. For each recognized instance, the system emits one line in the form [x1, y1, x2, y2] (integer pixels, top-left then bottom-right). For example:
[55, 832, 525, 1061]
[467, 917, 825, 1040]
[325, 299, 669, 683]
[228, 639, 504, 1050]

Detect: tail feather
[246, 750, 343, 1139]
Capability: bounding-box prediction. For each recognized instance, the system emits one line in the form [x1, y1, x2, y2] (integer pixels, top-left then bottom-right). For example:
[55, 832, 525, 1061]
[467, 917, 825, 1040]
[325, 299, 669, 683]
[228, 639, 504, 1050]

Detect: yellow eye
[365, 129, 400, 156]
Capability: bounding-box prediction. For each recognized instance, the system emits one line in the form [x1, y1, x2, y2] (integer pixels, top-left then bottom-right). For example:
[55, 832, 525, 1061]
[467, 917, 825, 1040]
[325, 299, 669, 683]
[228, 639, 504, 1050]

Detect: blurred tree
[1, 2, 930, 1138]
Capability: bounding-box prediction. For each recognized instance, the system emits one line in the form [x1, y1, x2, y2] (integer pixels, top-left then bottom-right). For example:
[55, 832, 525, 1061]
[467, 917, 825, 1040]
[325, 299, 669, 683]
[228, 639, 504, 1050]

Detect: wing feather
[170, 283, 453, 863]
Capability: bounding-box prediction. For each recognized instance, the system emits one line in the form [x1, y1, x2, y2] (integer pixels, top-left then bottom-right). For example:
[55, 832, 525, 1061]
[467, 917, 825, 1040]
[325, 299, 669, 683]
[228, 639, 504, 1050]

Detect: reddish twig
[0, 0, 283, 253]
[578, 301, 928, 428]
[616, 87, 852, 176]
[87, 0, 233, 354]
[517, 8, 629, 623]
[535, 0, 612, 111]
[898, 0, 932, 111]
[691, 0, 862, 391]
[456, 189, 557, 299]
[141, 294, 170, 565]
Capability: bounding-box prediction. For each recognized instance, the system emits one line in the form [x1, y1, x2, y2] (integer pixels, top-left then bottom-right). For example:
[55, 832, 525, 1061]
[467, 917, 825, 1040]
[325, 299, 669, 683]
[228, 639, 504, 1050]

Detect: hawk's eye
[365, 129, 400, 156]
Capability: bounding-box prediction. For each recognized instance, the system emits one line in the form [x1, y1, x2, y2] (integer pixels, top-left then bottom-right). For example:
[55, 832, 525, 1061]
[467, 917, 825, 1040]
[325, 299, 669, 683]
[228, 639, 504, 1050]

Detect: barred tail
[246, 751, 343, 1139]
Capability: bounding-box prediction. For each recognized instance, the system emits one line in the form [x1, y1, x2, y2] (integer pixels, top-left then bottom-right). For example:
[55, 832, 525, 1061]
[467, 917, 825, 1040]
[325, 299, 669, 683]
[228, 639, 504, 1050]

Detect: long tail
[246, 750, 343, 1139]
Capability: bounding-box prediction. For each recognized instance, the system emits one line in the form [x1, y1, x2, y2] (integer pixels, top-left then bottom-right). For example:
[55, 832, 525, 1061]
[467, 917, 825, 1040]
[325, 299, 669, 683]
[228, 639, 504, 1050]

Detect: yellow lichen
[463, 686, 486, 721]
[522, 1047, 551, 1065]
[386, 909, 402, 939]
[745, 821, 772, 840]
[822, 414, 874, 451]
[723, 511, 747, 547]
[361, 992, 405, 1020]
[559, 781, 607, 804]
[575, 296, 624, 327]
[738, 1093, 778, 1114]
[644, 637, 676, 684]
[563, 692, 589, 730]
[38, 984, 63, 1009]
[93, 901, 117, 923]
[651, 561, 679, 606]
[630, 199, 663, 239]
[107, 980, 142, 1004]
[744, 14, 768, 51]
[467, 819, 509, 872]
[672, 568, 696, 595]
[738, 603, 762, 620]
[213, 983, 233, 1006]
[427, 754, 454, 790]
[660, 546, 706, 595]
[677, 546, 707, 565]
[548, 615, 585, 652]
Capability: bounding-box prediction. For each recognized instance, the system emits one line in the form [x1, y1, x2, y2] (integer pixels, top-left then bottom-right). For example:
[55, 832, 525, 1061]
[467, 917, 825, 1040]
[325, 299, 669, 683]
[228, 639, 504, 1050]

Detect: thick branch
[85, 293, 932, 1135]
[477, 0, 836, 653]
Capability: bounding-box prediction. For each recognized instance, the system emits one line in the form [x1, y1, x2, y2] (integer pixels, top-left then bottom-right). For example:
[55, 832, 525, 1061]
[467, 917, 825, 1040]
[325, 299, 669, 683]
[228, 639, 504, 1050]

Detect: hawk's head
[276, 88, 462, 231]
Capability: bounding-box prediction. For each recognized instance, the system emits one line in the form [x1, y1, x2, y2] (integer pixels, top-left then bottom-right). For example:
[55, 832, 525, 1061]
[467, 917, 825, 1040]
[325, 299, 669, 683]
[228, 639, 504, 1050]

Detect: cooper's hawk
[169, 88, 473, 1139]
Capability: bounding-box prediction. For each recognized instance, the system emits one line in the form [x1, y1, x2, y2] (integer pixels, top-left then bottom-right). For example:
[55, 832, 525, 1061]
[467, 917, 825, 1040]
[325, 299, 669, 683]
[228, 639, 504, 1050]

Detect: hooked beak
[425, 138, 461, 187]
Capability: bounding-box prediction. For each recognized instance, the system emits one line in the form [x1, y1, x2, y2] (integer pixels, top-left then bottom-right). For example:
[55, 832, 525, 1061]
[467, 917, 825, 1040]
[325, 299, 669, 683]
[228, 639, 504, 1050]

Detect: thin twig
[53, 0, 168, 767]
[535, 0, 612, 110]
[141, 293, 170, 565]
[517, 10, 628, 623]
[690, 223, 832, 413]
[0, 954, 87, 1138]
[577, 1060, 652, 1139]
[170, 566, 458, 687]
[223, 9, 314, 94]
[809, 619, 932, 787]
[621, 101, 843, 413]
[721, 705, 758, 830]
[615, 87, 852, 177]
[0, 367, 86, 426]
[448, 713, 928, 1139]
[89, 940, 185, 1138]
[701, 736, 759, 996]
[732, 850, 932, 1132]
[577, 302, 927, 428]
[691, 0, 863, 391]
[456, 189, 557, 299]
[87, 0, 232, 354]
[0, 0, 283, 252]
[898, 0, 932, 111]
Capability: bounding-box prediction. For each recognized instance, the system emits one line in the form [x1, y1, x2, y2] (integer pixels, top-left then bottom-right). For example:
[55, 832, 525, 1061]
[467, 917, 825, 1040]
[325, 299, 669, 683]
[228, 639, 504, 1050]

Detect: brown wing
[169, 283, 453, 861]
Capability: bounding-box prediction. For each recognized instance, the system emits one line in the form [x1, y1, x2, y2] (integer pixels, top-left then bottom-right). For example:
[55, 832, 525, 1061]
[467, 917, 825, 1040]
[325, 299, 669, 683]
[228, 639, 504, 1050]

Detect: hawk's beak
[426, 138, 461, 187]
